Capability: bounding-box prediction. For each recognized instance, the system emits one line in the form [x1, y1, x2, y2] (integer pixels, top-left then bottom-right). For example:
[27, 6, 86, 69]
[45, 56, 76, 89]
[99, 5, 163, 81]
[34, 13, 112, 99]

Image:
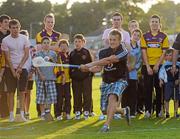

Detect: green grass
[0, 77, 180, 139]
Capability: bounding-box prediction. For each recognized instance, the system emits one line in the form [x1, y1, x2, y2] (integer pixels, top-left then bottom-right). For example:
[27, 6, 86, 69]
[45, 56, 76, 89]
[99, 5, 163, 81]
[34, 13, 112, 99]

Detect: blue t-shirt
[129, 43, 142, 80]
[36, 50, 57, 80]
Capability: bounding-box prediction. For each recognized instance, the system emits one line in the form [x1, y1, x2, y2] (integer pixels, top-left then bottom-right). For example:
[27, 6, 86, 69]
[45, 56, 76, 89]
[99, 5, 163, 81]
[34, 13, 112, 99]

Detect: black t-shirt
[0, 30, 10, 55]
[69, 47, 93, 80]
[172, 33, 180, 61]
[98, 44, 128, 83]
[0, 30, 10, 44]
[173, 33, 180, 50]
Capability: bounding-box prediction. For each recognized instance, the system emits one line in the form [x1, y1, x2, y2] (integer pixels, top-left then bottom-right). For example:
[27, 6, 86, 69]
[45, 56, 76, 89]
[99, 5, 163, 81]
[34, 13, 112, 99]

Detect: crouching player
[80, 29, 131, 132]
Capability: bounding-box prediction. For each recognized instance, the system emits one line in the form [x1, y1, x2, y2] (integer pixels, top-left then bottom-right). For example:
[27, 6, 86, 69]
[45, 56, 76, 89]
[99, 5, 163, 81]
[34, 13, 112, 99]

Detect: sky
[0, 0, 180, 13]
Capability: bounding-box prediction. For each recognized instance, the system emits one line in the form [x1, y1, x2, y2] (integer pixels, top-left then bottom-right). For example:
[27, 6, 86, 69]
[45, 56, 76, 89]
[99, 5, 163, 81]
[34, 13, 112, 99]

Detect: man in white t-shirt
[1, 19, 30, 122]
[102, 12, 130, 48]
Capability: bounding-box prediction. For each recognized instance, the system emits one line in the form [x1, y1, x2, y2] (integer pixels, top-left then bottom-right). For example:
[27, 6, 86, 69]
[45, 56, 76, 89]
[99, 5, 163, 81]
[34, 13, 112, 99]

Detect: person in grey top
[35, 36, 57, 120]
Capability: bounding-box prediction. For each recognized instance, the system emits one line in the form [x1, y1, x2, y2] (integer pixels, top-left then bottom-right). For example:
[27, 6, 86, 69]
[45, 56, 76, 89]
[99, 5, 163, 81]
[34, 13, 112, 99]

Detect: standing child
[122, 29, 142, 117]
[35, 36, 57, 120]
[69, 34, 93, 120]
[54, 39, 71, 120]
[159, 49, 180, 118]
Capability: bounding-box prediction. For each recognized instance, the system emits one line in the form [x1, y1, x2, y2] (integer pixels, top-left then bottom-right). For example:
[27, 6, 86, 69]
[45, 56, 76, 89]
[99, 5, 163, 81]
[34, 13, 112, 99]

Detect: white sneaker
[84, 111, 89, 120]
[75, 111, 81, 120]
[158, 111, 164, 118]
[9, 114, 15, 122]
[41, 115, 45, 120]
[113, 114, 121, 120]
[20, 111, 27, 122]
[99, 114, 106, 120]
[89, 112, 96, 117]
[130, 115, 136, 118]
[21, 115, 28, 122]
[144, 111, 151, 118]
[57, 115, 63, 121]
[66, 114, 71, 120]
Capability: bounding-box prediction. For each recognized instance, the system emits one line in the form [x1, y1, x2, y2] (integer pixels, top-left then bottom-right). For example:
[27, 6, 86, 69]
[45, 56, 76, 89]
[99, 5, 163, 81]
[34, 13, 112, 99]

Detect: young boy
[159, 49, 180, 118]
[122, 29, 142, 117]
[69, 34, 93, 120]
[54, 39, 71, 120]
[128, 20, 139, 34]
[35, 36, 57, 120]
[80, 29, 130, 132]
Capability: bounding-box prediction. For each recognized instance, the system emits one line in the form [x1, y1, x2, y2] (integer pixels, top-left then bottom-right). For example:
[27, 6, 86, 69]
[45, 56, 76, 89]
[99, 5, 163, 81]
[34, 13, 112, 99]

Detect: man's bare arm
[141, 49, 153, 75]
[4, 50, 16, 77]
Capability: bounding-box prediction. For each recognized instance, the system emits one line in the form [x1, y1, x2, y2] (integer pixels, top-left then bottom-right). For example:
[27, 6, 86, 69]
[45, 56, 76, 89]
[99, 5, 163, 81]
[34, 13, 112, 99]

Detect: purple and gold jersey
[36, 29, 61, 45]
[141, 31, 169, 65]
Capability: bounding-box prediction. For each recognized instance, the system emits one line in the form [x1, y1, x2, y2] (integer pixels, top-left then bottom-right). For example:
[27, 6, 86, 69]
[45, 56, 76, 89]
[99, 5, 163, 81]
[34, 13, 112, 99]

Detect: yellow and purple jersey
[54, 52, 71, 83]
[141, 31, 169, 65]
[0, 50, 5, 70]
[36, 29, 61, 45]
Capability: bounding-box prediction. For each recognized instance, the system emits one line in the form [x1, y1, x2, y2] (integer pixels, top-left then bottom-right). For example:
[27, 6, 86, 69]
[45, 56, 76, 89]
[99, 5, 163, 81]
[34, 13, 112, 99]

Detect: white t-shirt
[2, 34, 30, 69]
[102, 28, 130, 48]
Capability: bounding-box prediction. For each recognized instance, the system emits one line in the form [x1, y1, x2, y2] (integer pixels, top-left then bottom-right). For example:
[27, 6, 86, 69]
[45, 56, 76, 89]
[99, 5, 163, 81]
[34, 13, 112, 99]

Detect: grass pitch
[0, 77, 180, 139]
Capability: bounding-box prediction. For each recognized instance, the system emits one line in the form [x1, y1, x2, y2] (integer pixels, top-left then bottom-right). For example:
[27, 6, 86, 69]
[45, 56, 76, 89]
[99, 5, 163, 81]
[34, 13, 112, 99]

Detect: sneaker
[57, 115, 63, 121]
[100, 125, 109, 132]
[99, 114, 106, 120]
[113, 114, 121, 120]
[66, 114, 71, 120]
[144, 111, 151, 118]
[84, 111, 89, 120]
[21, 115, 28, 122]
[75, 111, 81, 120]
[166, 113, 170, 118]
[125, 106, 131, 125]
[41, 115, 45, 120]
[175, 113, 180, 118]
[137, 109, 144, 114]
[9, 114, 15, 122]
[25, 113, 30, 120]
[158, 111, 164, 118]
[89, 112, 96, 117]
[130, 115, 136, 118]
[20, 111, 27, 122]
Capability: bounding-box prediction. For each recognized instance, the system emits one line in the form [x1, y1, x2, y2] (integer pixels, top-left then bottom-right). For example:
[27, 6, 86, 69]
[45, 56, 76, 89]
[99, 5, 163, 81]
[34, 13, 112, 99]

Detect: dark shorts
[4, 68, 28, 92]
[27, 80, 34, 90]
[164, 82, 180, 101]
[0, 76, 5, 92]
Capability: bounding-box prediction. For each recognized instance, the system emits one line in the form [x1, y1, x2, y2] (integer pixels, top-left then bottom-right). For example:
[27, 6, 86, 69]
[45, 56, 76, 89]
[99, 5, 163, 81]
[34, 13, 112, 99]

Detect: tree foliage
[0, 0, 179, 38]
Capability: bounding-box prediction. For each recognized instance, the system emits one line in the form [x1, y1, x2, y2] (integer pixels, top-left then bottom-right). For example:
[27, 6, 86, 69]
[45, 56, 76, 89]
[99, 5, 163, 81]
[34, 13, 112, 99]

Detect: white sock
[124, 108, 126, 115]
[10, 111, 14, 116]
[41, 112, 45, 116]
[20, 111, 25, 116]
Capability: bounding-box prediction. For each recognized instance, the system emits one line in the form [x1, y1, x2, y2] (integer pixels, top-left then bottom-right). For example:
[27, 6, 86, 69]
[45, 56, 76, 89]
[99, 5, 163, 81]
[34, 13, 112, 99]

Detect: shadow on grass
[0, 117, 84, 138]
